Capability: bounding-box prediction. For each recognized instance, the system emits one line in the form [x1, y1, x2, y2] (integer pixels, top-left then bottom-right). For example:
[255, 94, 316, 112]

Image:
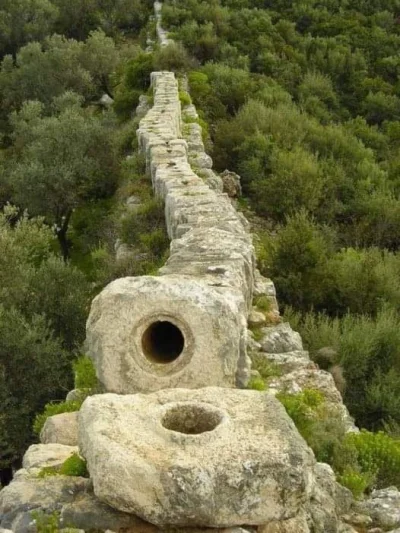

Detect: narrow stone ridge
[137, 72, 255, 313]
[85, 72, 255, 393]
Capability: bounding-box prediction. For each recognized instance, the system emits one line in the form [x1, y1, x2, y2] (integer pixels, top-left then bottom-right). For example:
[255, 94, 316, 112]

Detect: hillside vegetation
[0, 0, 158, 480]
[160, 0, 400, 433]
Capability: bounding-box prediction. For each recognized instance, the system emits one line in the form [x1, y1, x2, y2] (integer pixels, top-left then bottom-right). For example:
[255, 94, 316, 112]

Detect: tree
[0, 38, 92, 115]
[95, 0, 153, 34]
[267, 210, 334, 309]
[79, 30, 119, 96]
[52, 0, 98, 40]
[249, 145, 325, 221]
[0, 306, 69, 473]
[0, 206, 91, 474]
[0, 32, 121, 117]
[9, 94, 119, 258]
[0, 0, 58, 57]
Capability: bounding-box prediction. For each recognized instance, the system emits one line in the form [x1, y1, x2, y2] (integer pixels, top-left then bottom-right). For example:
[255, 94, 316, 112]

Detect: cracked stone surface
[79, 388, 315, 527]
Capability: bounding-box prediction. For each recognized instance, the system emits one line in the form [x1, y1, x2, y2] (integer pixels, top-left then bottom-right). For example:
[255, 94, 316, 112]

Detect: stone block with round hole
[86, 276, 245, 393]
[78, 388, 315, 527]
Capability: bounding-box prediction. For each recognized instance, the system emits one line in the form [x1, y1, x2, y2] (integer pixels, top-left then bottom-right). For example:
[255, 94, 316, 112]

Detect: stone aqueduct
[2, 4, 396, 533]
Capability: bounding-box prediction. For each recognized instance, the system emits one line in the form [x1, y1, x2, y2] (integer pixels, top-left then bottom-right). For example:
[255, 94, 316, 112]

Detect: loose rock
[40, 412, 79, 446]
[22, 443, 78, 471]
[260, 323, 303, 353]
[79, 388, 315, 527]
[355, 487, 400, 530]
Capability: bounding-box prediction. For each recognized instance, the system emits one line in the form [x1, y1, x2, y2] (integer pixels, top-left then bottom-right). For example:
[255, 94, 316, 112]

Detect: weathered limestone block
[253, 270, 279, 315]
[66, 388, 91, 402]
[113, 71, 255, 390]
[40, 412, 79, 446]
[260, 323, 303, 353]
[99, 94, 114, 108]
[79, 388, 315, 527]
[136, 95, 151, 119]
[161, 228, 254, 307]
[255, 351, 314, 374]
[22, 443, 78, 471]
[61, 492, 254, 533]
[258, 510, 310, 532]
[220, 170, 242, 198]
[87, 276, 245, 393]
[248, 309, 266, 327]
[154, 1, 172, 47]
[307, 463, 352, 533]
[268, 368, 357, 431]
[184, 122, 204, 152]
[0, 473, 89, 530]
[355, 487, 400, 530]
[61, 492, 160, 533]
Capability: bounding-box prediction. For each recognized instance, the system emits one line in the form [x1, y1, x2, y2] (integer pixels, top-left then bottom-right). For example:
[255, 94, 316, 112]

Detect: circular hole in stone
[141, 320, 185, 364]
[162, 404, 223, 435]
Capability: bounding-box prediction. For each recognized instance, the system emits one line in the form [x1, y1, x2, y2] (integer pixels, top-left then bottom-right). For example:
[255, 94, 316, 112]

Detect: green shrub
[33, 400, 83, 436]
[251, 353, 280, 380]
[253, 295, 271, 313]
[113, 88, 142, 121]
[179, 91, 192, 106]
[288, 307, 400, 429]
[120, 199, 168, 257]
[278, 389, 325, 423]
[336, 430, 400, 489]
[154, 42, 193, 72]
[278, 389, 346, 463]
[247, 376, 266, 391]
[31, 511, 60, 533]
[338, 468, 373, 499]
[139, 228, 169, 257]
[38, 452, 88, 479]
[125, 53, 154, 90]
[73, 355, 97, 390]
[59, 453, 88, 477]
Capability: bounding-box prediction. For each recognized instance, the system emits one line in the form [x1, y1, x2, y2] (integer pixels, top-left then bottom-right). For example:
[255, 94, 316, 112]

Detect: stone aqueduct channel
[3, 3, 392, 532]
[87, 71, 256, 393]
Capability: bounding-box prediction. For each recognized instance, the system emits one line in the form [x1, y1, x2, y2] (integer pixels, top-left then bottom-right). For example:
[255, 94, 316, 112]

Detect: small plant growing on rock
[337, 468, 373, 499]
[247, 375, 266, 391]
[38, 453, 88, 478]
[249, 325, 264, 342]
[253, 295, 271, 313]
[334, 430, 400, 491]
[59, 453, 88, 477]
[278, 389, 347, 464]
[179, 91, 192, 106]
[73, 355, 97, 390]
[31, 511, 60, 533]
[251, 353, 281, 381]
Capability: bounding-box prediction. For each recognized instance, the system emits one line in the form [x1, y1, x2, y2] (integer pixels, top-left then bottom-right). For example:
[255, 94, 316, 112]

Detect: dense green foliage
[0, 0, 153, 57]
[0, 0, 157, 478]
[278, 389, 400, 497]
[0, 207, 91, 470]
[73, 355, 98, 390]
[161, 0, 400, 432]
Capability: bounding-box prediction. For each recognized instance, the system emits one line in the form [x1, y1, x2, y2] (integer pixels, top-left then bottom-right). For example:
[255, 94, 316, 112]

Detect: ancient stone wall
[86, 70, 255, 393]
